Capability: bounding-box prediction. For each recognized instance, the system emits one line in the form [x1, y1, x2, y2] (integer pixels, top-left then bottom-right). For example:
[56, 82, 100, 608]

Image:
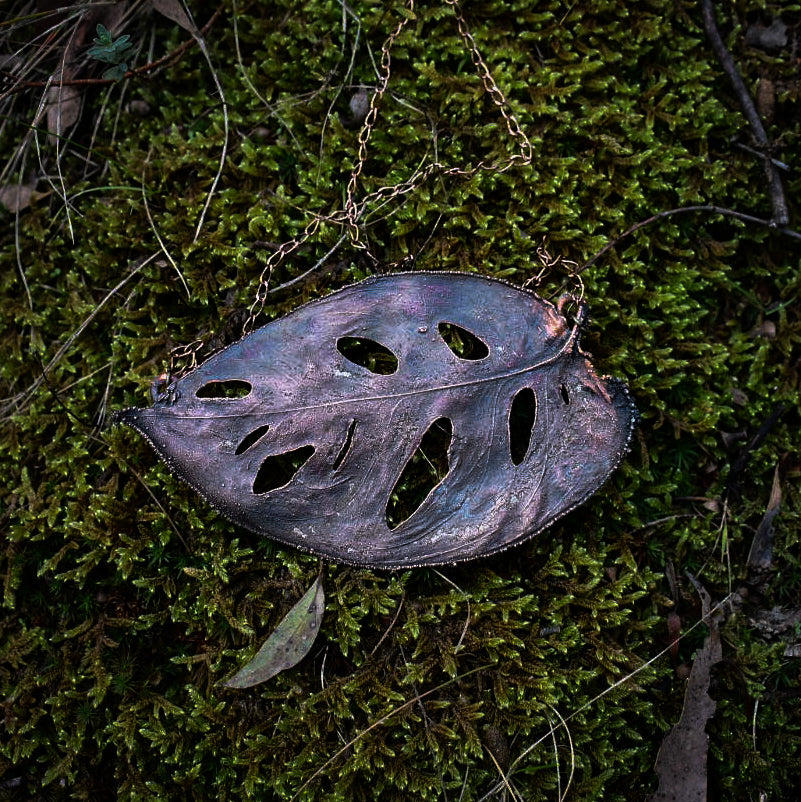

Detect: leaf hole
[333, 420, 357, 471]
[252, 446, 315, 494]
[386, 418, 452, 530]
[509, 388, 538, 466]
[235, 424, 271, 455]
[196, 380, 252, 399]
[559, 383, 570, 405]
[437, 321, 489, 360]
[336, 337, 398, 374]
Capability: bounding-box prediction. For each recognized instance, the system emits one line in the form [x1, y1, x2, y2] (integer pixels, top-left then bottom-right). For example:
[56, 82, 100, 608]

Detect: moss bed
[1, 0, 799, 799]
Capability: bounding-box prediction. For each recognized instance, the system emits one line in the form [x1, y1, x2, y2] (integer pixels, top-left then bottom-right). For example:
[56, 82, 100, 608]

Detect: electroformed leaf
[115, 272, 638, 568]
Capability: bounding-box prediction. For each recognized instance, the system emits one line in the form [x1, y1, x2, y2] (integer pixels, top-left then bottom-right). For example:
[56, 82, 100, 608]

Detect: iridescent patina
[116, 272, 637, 568]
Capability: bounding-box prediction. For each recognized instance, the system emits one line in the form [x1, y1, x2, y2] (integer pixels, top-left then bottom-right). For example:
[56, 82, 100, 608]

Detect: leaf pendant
[115, 272, 637, 568]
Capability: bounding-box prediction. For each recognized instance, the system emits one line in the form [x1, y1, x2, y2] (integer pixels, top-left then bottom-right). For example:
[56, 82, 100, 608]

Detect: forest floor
[1, 0, 799, 799]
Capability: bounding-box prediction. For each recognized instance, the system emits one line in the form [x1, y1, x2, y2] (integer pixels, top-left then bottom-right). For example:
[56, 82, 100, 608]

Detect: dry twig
[582, 206, 801, 273]
[701, 0, 789, 226]
[0, 5, 224, 102]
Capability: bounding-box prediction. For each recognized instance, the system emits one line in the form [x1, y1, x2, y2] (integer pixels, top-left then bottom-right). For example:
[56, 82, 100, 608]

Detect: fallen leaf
[151, 0, 199, 35]
[0, 181, 39, 212]
[747, 464, 780, 579]
[116, 273, 637, 568]
[747, 605, 801, 640]
[46, 82, 82, 141]
[42, 2, 129, 142]
[647, 575, 722, 802]
[221, 575, 324, 689]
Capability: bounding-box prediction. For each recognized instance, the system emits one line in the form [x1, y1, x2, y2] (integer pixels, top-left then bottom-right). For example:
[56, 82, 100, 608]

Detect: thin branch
[582, 205, 801, 273]
[493, 593, 736, 795]
[141, 162, 190, 299]
[266, 233, 349, 295]
[0, 253, 158, 421]
[701, 0, 789, 226]
[191, 32, 229, 244]
[0, 5, 224, 101]
[289, 663, 492, 800]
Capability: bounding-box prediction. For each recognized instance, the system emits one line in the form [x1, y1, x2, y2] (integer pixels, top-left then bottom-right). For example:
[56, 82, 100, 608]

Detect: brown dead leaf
[647, 575, 722, 802]
[747, 605, 801, 641]
[151, 0, 199, 35]
[0, 181, 40, 213]
[46, 82, 82, 141]
[43, 2, 128, 142]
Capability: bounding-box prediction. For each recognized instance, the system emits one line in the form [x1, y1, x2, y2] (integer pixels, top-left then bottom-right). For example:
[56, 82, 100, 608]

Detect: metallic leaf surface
[116, 272, 637, 568]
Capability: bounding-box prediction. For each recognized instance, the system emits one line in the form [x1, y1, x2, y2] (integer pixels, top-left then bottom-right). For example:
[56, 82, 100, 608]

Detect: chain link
[343, 3, 412, 250]
[523, 240, 585, 320]
[341, 0, 534, 238]
[241, 215, 322, 335]
[170, 0, 535, 376]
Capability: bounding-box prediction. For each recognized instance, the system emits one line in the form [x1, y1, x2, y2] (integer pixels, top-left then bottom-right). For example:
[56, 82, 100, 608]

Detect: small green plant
[86, 24, 135, 81]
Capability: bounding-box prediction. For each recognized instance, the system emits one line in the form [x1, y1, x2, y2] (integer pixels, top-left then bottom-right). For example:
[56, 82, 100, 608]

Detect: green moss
[1, 0, 800, 798]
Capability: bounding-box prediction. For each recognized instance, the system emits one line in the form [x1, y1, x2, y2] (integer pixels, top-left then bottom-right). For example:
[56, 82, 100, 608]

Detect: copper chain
[172, 0, 534, 374]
